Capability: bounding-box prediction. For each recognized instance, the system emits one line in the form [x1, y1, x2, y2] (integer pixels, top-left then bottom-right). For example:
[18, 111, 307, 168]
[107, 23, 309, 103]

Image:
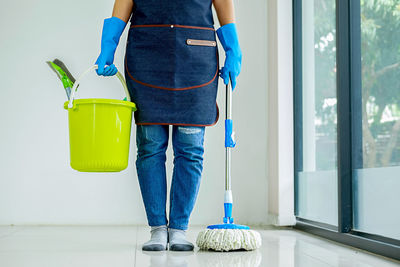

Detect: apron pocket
[125, 25, 218, 90]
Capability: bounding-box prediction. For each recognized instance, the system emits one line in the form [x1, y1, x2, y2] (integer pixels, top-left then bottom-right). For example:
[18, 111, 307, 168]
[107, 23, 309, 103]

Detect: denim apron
[124, 0, 219, 126]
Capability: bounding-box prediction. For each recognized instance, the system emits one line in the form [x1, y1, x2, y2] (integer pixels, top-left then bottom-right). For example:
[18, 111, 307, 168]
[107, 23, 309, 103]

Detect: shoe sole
[142, 244, 167, 251]
[169, 244, 194, 251]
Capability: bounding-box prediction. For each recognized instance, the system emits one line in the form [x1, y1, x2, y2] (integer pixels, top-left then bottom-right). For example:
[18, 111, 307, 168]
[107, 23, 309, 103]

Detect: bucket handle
[67, 65, 131, 109]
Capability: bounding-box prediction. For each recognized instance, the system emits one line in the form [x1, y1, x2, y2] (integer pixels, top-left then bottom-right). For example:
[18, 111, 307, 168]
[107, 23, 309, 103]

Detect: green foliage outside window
[314, 0, 400, 169]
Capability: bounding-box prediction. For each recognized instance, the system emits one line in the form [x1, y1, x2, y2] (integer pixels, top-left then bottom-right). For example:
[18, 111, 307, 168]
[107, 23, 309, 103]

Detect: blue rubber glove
[96, 17, 126, 76]
[216, 23, 242, 90]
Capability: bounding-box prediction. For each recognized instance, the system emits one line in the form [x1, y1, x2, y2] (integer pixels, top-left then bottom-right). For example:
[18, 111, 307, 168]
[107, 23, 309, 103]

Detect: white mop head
[196, 228, 262, 251]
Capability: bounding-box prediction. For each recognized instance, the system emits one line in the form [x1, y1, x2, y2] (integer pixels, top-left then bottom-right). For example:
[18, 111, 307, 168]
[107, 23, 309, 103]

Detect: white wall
[267, 0, 296, 226]
[0, 0, 269, 226]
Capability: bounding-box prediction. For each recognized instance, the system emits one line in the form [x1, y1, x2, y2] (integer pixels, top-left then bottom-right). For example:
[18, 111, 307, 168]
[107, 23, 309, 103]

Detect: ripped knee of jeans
[177, 127, 202, 135]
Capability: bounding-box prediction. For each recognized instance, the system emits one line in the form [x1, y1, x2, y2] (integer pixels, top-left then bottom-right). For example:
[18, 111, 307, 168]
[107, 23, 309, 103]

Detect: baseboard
[268, 213, 296, 226]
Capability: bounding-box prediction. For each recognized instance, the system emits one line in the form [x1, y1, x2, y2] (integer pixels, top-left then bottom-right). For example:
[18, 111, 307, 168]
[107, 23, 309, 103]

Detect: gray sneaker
[168, 228, 194, 251]
[142, 225, 168, 251]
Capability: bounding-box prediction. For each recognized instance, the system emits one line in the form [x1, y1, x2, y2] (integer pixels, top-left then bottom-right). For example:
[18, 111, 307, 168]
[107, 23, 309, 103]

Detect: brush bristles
[196, 229, 262, 251]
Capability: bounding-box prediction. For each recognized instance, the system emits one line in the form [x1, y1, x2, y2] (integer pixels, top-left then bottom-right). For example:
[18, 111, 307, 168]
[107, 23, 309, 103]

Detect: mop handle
[225, 81, 235, 191]
[224, 81, 235, 224]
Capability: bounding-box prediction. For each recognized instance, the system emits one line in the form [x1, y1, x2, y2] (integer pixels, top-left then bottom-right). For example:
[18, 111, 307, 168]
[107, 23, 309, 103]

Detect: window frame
[293, 0, 400, 260]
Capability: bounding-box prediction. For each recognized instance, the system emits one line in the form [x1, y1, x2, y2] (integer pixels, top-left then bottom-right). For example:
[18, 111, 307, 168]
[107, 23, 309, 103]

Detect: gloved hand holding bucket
[64, 65, 136, 172]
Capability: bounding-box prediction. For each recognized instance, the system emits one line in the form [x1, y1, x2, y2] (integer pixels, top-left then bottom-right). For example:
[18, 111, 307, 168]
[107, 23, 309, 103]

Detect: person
[95, 0, 241, 251]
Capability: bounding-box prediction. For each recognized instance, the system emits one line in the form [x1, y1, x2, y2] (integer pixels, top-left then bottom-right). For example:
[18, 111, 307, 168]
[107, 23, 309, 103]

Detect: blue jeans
[136, 125, 205, 230]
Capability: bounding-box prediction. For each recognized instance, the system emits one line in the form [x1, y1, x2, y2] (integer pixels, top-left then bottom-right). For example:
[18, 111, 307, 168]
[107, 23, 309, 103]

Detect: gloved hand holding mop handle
[95, 17, 126, 76]
[217, 23, 242, 90]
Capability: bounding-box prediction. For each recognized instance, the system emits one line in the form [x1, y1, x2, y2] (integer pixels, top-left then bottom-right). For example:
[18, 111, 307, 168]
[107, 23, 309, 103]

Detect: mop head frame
[207, 223, 250, 230]
[196, 223, 262, 251]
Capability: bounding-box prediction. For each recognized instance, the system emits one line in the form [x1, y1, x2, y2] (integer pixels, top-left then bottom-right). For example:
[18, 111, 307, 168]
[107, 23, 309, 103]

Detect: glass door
[296, 0, 338, 227]
[353, 0, 400, 240]
[293, 0, 400, 259]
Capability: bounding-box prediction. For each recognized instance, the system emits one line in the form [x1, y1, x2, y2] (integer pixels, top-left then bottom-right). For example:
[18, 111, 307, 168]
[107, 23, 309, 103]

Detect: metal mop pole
[224, 82, 235, 224]
[197, 82, 260, 251]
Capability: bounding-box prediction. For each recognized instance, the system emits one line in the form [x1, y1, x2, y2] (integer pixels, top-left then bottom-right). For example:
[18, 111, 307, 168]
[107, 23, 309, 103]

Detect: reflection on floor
[0, 225, 398, 267]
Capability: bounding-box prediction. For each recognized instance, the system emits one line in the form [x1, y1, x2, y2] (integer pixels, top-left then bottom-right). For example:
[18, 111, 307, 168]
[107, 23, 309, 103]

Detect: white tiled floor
[0, 225, 398, 267]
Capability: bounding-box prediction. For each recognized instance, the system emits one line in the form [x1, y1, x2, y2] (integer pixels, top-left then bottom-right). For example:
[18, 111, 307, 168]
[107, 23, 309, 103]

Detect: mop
[196, 82, 262, 251]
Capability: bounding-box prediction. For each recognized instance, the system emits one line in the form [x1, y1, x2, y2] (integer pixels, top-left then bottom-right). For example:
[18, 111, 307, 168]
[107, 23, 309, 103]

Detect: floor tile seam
[295, 239, 368, 265]
[294, 249, 337, 267]
[0, 227, 26, 239]
[134, 225, 139, 267]
[293, 229, 373, 253]
[0, 232, 12, 239]
[295, 242, 392, 267]
[294, 231, 397, 263]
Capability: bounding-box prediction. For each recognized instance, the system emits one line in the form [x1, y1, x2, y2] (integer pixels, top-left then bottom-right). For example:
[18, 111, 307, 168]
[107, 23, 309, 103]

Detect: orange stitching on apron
[130, 24, 215, 31]
[125, 50, 219, 91]
[135, 103, 220, 127]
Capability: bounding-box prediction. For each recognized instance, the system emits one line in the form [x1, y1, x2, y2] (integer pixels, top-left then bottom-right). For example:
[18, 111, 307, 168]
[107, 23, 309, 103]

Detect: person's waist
[129, 24, 215, 31]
